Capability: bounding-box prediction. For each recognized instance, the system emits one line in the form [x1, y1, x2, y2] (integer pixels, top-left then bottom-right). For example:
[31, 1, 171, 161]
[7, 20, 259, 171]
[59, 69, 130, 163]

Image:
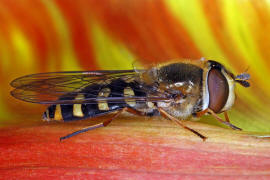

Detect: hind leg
[60, 108, 127, 141]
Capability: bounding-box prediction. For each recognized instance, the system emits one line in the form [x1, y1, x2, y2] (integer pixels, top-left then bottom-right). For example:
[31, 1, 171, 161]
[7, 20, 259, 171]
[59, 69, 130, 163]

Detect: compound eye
[208, 69, 229, 113]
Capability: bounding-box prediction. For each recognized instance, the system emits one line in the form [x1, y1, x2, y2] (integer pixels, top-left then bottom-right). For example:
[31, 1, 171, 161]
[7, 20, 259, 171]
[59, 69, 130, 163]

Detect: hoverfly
[10, 58, 250, 141]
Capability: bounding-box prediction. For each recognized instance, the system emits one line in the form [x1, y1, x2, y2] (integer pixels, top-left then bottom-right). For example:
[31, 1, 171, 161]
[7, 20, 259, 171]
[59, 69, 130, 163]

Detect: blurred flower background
[1, 0, 270, 133]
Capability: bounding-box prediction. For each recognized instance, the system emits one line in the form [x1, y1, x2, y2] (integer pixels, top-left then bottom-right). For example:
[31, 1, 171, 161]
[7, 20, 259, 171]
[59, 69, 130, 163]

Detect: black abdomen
[43, 78, 147, 122]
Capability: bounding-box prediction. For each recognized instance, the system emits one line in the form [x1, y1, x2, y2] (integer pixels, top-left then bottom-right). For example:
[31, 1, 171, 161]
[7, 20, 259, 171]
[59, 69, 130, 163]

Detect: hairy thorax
[140, 62, 204, 119]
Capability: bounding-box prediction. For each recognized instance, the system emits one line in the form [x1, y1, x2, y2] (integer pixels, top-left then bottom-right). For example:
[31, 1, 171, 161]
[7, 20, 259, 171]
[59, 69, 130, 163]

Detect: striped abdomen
[42, 78, 151, 122]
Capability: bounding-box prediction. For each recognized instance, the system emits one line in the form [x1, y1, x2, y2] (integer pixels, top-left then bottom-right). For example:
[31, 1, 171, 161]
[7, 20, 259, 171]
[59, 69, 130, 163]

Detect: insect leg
[195, 109, 208, 118]
[60, 107, 127, 141]
[158, 108, 207, 141]
[126, 107, 147, 116]
[207, 109, 241, 130]
[224, 111, 230, 122]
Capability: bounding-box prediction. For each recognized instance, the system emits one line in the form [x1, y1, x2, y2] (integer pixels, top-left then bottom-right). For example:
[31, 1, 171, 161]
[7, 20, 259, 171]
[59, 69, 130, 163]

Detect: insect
[10, 59, 250, 141]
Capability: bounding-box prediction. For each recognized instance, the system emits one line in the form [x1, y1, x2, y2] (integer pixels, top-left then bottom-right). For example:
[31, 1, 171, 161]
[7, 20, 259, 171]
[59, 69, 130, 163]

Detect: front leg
[207, 109, 242, 130]
[196, 109, 242, 131]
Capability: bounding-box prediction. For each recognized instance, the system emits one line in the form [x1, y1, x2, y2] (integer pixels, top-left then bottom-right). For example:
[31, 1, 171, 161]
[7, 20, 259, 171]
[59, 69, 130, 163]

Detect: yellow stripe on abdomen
[98, 88, 111, 111]
[54, 104, 63, 121]
[73, 104, 84, 117]
[73, 94, 85, 117]
[124, 87, 136, 107]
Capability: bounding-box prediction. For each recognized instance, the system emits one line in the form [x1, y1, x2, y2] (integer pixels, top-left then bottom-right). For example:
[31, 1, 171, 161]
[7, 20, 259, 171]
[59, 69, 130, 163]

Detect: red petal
[1, 116, 270, 179]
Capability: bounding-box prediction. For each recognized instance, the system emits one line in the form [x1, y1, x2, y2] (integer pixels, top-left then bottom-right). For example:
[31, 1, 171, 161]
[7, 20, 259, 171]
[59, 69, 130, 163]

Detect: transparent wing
[10, 70, 170, 104]
[10, 70, 136, 88]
